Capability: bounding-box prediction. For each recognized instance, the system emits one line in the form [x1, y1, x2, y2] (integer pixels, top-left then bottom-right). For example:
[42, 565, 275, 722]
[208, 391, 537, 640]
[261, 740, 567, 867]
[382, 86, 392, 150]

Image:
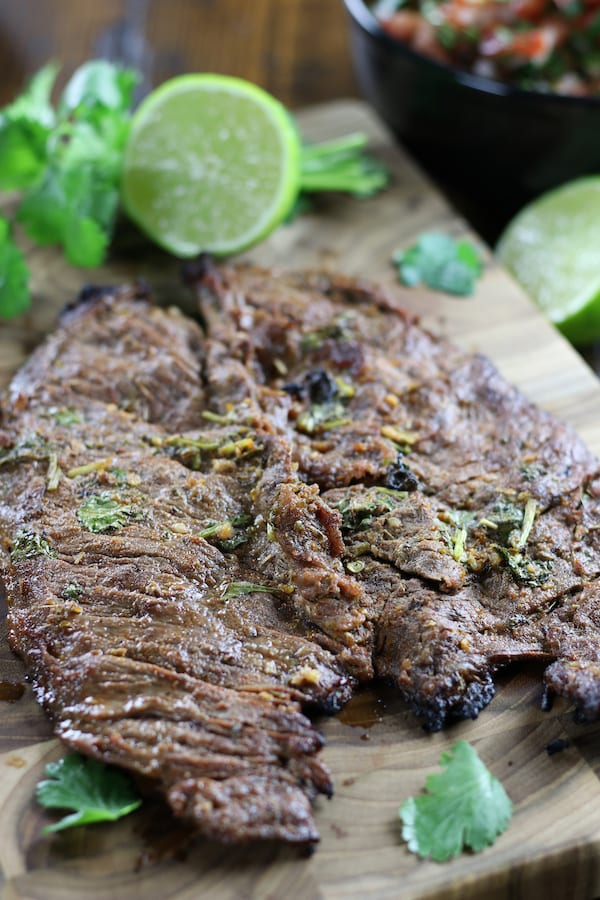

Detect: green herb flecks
[300, 312, 355, 352]
[296, 400, 351, 435]
[295, 369, 355, 436]
[198, 514, 252, 552]
[399, 740, 512, 862]
[346, 558, 366, 574]
[50, 407, 84, 427]
[0, 433, 49, 467]
[201, 409, 240, 425]
[67, 458, 112, 478]
[36, 754, 141, 833]
[10, 531, 56, 562]
[334, 376, 355, 399]
[483, 500, 524, 544]
[0, 433, 63, 490]
[445, 509, 478, 530]
[452, 527, 467, 563]
[520, 461, 546, 482]
[46, 451, 61, 491]
[498, 547, 552, 587]
[392, 232, 483, 297]
[160, 432, 259, 470]
[336, 487, 407, 532]
[62, 581, 83, 601]
[436, 509, 477, 563]
[161, 434, 220, 468]
[77, 492, 136, 533]
[437, 23, 460, 49]
[221, 581, 291, 600]
[516, 498, 537, 549]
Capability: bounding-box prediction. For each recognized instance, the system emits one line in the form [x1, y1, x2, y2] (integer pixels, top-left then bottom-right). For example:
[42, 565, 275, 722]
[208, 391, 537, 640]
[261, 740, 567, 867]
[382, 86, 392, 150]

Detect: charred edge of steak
[60, 280, 151, 318]
[410, 675, 496, 733]
[542, 658, 600, 723]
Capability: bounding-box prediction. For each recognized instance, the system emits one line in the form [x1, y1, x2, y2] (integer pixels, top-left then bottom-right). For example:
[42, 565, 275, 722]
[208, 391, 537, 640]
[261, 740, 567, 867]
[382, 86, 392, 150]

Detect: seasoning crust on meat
[1, 264, 600, 845]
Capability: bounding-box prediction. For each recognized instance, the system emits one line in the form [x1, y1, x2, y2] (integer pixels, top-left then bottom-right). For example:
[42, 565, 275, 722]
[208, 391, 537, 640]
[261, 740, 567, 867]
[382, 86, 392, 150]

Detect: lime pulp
[121, 74, 301, 257]
[497, 177, 600, 346]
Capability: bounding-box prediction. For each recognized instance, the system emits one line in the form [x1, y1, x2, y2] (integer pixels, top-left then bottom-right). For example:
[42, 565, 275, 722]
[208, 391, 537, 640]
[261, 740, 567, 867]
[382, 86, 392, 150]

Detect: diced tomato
[438, 0, 495, 30]
[509, 20, 568, 60]
[381, 11, 423, 43]
[382, 11, 451, 62]
[511, 0, 548, 23]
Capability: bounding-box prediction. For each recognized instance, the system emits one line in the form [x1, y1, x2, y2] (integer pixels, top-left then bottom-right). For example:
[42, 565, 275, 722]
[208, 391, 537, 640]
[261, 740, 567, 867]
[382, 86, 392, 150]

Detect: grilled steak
[190, 261, 600, 729]
[1, 264, 600, 844]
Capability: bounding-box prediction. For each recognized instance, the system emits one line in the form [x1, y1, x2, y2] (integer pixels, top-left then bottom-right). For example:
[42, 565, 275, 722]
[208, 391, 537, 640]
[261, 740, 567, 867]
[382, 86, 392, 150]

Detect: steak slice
[190, 260, 600, 730]
[0, 287, 364, 844]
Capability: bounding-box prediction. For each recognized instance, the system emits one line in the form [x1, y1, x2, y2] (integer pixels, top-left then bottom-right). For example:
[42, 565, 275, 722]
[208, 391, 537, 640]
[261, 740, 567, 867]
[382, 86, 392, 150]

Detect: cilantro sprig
[36, 754, 141, 833]
[399, 740, 512, 861]
[0, 60, 139, 318]
[393, 232, 483, 296]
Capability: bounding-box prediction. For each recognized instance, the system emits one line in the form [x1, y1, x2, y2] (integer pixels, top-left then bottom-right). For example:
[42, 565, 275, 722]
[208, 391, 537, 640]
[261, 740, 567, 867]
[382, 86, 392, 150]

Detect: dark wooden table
[0, 0, 358, 109]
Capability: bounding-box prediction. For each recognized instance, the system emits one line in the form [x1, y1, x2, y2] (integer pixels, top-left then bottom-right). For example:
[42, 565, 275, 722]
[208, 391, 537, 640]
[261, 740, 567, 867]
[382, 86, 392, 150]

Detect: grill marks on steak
[4, 268, 600, 846]
[192, 262, 600, 730]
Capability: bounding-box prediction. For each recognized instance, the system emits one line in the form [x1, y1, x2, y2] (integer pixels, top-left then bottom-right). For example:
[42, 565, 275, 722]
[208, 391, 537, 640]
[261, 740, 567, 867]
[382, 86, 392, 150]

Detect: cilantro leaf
[36, 754, 142, 833]
[77, 491, 135, 532]
[0, 62, 58, 190]
[59, 60, 139, 119]
[7, 62, 58, 126]
[393, 232, 483, 296]
[399, 740, 512, 862]
[0, 216, 30, 317]
[18, 143, 116, 267]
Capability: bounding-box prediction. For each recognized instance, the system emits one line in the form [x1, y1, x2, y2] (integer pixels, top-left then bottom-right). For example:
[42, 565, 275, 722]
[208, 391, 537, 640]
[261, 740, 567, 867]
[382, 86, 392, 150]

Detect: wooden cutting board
[2, 100, 600, 900]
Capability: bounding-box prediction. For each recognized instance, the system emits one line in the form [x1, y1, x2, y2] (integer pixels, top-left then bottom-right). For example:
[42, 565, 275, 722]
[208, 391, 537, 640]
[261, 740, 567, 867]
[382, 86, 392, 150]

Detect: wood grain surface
[2, 101, 600, 900]
[0, 0, 357, 110]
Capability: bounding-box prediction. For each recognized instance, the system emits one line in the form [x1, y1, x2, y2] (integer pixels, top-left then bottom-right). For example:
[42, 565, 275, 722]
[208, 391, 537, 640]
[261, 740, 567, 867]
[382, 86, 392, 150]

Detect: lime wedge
[497, 177, 600, 345]
[121, 74, 301, 257]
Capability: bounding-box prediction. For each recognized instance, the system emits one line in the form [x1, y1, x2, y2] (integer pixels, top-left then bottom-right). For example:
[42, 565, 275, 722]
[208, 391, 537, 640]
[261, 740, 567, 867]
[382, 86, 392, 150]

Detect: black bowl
[343, 0, 600, 238]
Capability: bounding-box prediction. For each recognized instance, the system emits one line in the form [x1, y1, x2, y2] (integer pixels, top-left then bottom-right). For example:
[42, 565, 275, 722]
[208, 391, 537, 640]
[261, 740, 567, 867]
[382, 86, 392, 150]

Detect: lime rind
[122, 74, 301, 257]
[497, 176, 600, 344]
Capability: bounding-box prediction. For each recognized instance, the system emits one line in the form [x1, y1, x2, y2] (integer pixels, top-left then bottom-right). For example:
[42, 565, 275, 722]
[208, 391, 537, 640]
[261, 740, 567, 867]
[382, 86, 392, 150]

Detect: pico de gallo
[374, 0, 600, 94]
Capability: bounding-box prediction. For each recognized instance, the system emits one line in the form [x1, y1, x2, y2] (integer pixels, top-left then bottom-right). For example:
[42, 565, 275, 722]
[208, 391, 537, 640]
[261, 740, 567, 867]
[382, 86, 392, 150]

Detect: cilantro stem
[299, 132, 388, 197]
[301, 132, 370, 162]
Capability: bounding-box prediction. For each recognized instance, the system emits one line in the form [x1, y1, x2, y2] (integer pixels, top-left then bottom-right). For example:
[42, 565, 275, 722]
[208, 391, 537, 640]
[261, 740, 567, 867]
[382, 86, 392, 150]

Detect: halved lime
[121, 74, 301, 257]
[497, 177, 600, 346]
